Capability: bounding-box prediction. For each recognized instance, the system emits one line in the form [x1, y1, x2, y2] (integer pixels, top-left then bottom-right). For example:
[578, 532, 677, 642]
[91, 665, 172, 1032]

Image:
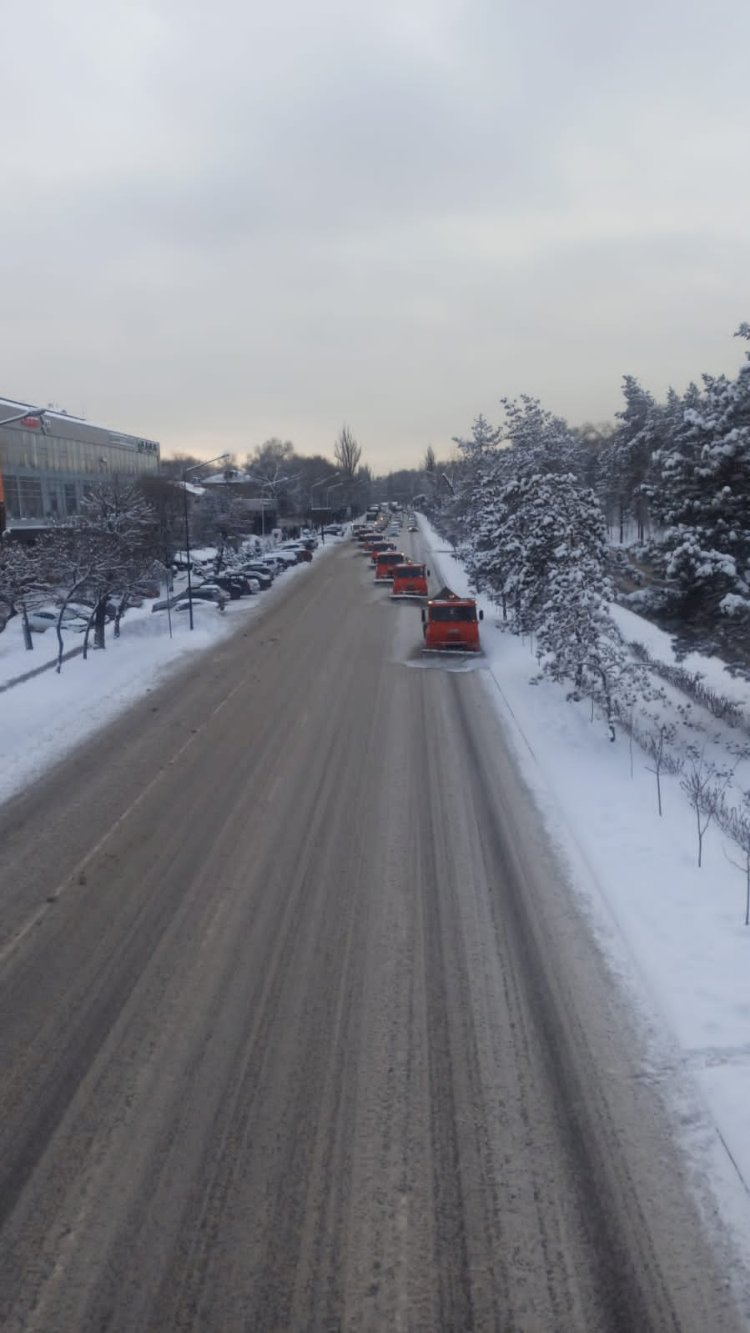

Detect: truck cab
[391, 563, 428, 599]
[373, 551, 406, 583]
[421, 587, 484, 653]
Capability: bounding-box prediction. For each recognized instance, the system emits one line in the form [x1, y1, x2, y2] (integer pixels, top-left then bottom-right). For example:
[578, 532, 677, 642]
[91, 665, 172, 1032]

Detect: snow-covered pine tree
[596, 376, 663, 544]
[500, 395, 578, 477]
[466, 399, 581, 624]
[462, 394, 642, 731]
[442, 413, 502, 551]
[645, 327, 750, 623]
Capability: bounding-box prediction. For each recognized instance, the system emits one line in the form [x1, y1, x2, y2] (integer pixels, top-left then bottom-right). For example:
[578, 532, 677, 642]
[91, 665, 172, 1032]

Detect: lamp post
[0, 405, 50, 429]
[326, 481, 343, 511]
[309, 473, 339, 527]
[258, 497, 273, 538]
[309, 477, 324, 524]
[182, 454, 230, 630]
[318, 481, 343, 541]
[244, 469, 302, 540]
[309, 476, 329, 513]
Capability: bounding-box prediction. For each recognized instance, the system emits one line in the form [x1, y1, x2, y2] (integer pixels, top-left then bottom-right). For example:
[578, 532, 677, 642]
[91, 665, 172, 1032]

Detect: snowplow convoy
[354, 513, 484, 656]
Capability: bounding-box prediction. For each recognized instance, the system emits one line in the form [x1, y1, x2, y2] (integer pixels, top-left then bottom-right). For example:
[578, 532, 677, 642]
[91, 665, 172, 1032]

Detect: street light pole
[244, 469, 302, 540]
[260, 498, 273, 539]
[0, 405, 50, 429]
[310, 473, 338, 527]
[326, 481, 343, 510]
[182, 454, 230, 630]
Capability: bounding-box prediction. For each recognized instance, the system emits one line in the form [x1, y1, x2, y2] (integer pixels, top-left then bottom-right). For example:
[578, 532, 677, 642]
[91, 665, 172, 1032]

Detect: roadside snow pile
[420, 513, 750, 1256]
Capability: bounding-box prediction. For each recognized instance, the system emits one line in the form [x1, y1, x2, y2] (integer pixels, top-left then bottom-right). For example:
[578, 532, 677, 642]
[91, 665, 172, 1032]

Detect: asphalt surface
[0, 533, 745, 1331]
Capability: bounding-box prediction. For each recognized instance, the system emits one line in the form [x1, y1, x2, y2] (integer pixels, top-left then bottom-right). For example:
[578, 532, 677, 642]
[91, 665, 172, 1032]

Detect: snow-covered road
[0, 527, 748, 1326]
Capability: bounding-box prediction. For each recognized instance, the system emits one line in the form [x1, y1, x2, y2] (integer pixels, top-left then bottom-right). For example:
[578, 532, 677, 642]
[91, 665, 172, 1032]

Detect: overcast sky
[1, 0, 748, 472]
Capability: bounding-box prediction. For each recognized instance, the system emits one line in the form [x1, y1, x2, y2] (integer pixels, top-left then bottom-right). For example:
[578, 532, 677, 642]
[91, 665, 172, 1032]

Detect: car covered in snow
[27, 606, 89, 633]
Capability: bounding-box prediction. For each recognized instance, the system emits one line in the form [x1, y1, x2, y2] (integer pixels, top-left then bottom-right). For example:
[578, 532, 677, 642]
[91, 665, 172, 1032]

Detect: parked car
[68, 597, 117, 621]
[152, 586, 226, 611]
[236, 564, 273, 589]
[172, 598, 222, 615]
[65, 603, 95, 623]
[191, 583, 232, 603]
[27, 607, 88, 633]
[204, 575, 251, 599]
[280, 545, 313, 563]
[268, 552, 291, 568]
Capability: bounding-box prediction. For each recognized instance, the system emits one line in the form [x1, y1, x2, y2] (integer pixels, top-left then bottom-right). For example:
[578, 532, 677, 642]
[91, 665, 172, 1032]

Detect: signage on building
[108, 432, 159, 454]
[21, 416, 42, 429]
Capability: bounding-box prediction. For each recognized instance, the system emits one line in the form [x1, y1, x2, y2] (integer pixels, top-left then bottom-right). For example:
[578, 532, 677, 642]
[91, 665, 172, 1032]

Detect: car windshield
[429, 605, 476, 622]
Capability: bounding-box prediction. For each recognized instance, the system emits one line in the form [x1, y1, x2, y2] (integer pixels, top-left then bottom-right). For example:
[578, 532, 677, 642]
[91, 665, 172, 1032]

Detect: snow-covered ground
[0, 543, 340, 807]
[421, 517, 750, 1266]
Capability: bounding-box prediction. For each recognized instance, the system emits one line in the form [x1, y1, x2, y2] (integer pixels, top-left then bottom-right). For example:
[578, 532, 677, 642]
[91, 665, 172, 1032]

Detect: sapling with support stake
[644, 723, 680, 817]
[680, 755, 733, 868]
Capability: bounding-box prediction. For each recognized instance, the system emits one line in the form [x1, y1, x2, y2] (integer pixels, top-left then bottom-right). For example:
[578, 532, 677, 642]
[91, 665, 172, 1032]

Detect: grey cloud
[0, 0, 748, 472]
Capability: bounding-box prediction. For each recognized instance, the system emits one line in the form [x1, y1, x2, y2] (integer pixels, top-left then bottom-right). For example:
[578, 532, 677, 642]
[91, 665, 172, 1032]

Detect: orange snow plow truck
[421, 586, 484, 654]
[373, 550, 406, 583]
[391, 562, 429, 600]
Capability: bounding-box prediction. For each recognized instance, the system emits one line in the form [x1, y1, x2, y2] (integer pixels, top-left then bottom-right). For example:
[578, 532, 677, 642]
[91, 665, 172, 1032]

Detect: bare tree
[643, 723, 681, 816]
[246, 439, 295, 487]
[138, 475, 183, 582]
[0, 540, 52, 650]
[32, 528, 101, 672]
[680, 756, 731, 867]
[78, 480, 158, 651]
[157, 452, 205, 479]
[334, 425, 362, 479]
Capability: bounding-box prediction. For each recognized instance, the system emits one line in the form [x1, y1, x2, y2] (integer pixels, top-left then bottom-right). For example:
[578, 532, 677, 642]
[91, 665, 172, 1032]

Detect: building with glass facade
[0, 397, 160, 534]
